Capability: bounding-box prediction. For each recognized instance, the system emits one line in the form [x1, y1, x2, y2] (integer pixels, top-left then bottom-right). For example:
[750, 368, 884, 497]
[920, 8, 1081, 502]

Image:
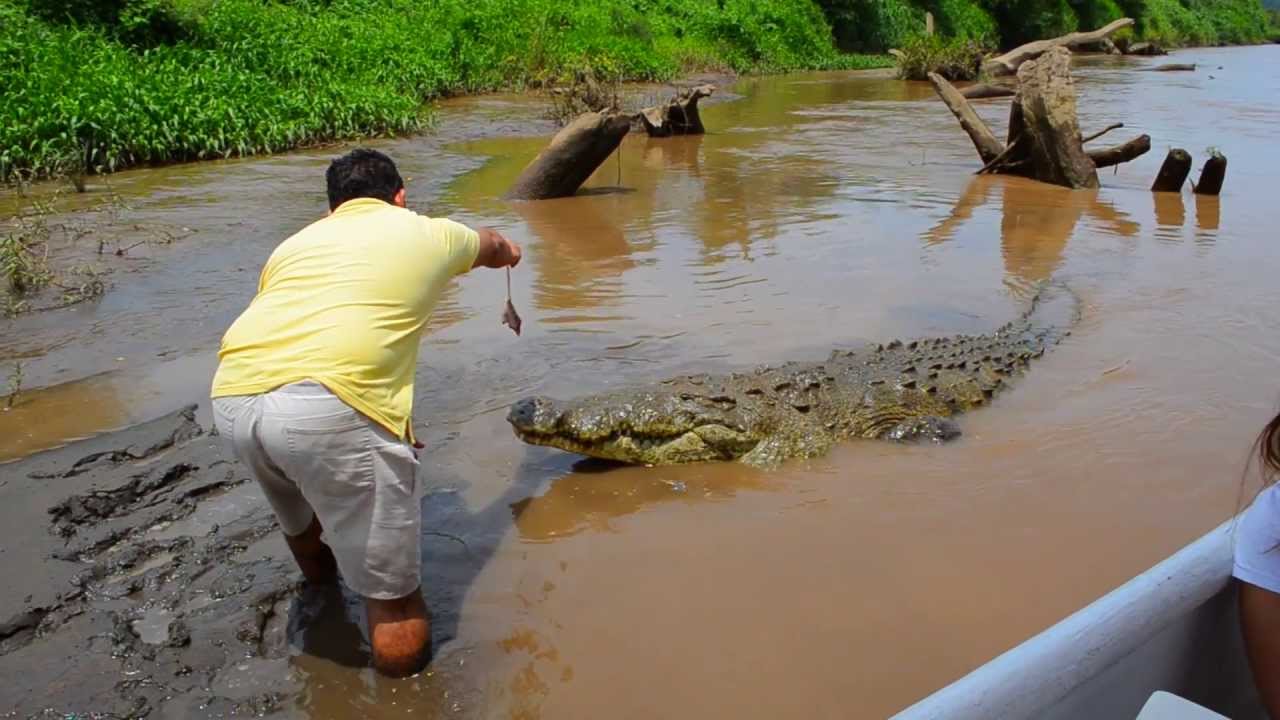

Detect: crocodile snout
[507, 396, 562, 434]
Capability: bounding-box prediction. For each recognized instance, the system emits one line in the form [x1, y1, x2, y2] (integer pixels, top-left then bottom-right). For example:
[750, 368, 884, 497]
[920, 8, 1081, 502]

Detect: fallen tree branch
[927, 72, 1004, 164]
[1081, 122, 1123, 144]
[1087, 134, 1152, 168]
[983, 18, 1135, 76]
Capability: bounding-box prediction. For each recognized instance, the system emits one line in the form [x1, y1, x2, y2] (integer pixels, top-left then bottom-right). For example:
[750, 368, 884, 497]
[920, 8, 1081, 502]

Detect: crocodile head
[506, 390, 762, 465]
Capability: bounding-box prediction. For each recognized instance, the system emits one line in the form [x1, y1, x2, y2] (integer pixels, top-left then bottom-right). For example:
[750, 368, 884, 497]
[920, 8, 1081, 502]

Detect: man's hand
[473, 228, 522, 269]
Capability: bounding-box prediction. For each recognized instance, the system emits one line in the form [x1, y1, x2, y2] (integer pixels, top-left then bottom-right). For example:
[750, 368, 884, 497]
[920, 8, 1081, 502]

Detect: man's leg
[214, 395, 331, 583]
[284, 514, 338, 585]
[366, 587, 430, 677]
[259, 382, 427, 677]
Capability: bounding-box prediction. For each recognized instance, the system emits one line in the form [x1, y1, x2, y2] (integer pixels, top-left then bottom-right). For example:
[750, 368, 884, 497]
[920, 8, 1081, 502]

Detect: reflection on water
[2, 44, 1280, 719]
[511, 461, 770, 541]
[924, 174, 1138, 291]
[509, 195, 644, 314]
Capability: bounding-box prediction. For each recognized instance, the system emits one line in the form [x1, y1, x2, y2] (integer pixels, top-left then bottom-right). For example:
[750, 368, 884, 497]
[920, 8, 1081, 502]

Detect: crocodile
[507, 284, 1079, 467]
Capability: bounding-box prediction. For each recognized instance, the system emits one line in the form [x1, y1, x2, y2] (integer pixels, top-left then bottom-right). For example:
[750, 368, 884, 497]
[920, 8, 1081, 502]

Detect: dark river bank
[2, 46, 1279, 718]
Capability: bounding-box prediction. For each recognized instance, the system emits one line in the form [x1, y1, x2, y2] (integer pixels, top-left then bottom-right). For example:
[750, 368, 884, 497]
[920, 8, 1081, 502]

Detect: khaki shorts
[211, 381, 422, 600]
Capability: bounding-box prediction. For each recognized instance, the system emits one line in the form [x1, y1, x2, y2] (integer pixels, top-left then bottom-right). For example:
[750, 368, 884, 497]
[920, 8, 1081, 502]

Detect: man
[210, 148, 521, 677]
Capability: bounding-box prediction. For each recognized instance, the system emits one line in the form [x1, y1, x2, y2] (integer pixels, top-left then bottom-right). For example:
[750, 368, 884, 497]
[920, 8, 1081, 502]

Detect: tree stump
[638, 85, 715, 137]
[1151, 148, 1192, 192]
[1193, 150, 1227, 196]
[930, 46, 1149, 188]
[505, 111, 633, 200]
[1014, 48, 1098, 188]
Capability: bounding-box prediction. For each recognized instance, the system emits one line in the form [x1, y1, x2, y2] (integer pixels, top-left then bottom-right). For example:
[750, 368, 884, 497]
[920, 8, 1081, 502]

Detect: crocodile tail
[1002, 281, 1082, 352]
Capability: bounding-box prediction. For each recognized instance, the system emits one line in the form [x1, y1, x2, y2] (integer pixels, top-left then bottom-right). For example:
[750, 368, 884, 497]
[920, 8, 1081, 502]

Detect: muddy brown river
[3, 46, 1280, 718]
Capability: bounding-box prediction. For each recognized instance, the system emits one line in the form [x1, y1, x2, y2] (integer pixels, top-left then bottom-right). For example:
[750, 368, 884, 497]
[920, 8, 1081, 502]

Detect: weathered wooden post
[1151, 149, 1192, 192]
[1192, 151, 1227, 196]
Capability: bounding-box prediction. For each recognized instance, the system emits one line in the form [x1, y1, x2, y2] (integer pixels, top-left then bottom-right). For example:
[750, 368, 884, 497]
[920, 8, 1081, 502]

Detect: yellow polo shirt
[210, 198, 480, 442]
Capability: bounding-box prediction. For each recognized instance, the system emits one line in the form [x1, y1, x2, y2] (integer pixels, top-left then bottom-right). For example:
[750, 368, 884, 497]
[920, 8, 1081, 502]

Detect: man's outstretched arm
[472, 227, 522, 269]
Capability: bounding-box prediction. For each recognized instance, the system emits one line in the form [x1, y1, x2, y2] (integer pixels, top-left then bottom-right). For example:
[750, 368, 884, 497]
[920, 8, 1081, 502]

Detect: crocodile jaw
[507, 396, 758, 465]
[508, 427, 739, 465]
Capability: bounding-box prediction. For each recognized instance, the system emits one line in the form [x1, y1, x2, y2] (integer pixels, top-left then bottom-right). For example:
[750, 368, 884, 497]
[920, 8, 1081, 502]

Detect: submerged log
[1151, 148, 1192, 192]
[638, 85, 715, 138]
[1126, 42, 1168, 56]
[1077, 38, 1121, 55]
[1014, 48, 1098, 188]
[1145, 63, 1196, 72]
[983, 18, 1135, 76]
[927, 72, 1004, 165]
[1193, 150, 1227, 196]
[960, 83, 1017, 100]
[505, 111, 632, 200]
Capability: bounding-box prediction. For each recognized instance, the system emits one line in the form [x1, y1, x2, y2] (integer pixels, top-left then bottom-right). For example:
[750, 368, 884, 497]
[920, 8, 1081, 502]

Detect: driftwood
[983, 18, 1135, 76]
[1193, 151, 1227, 196]
[638, 85, 715, 137]
[931, 47, 1149, 188]
[505, 111, 632, 200]
[1146, 63, 1196, 72]
[960, 83, 1017, 100]
[1151, 148, 1192, 192]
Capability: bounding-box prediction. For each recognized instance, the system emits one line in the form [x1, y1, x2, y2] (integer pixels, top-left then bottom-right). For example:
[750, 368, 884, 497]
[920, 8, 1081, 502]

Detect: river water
[3, 46, 1280, 717]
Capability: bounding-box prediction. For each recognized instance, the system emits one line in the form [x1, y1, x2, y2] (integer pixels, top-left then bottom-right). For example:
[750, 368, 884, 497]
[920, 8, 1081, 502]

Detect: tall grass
[1, 0, 887, 181]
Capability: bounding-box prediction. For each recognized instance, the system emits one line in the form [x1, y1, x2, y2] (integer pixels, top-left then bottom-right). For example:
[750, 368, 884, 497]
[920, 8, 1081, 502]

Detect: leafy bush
[820, 0, 928, 51]
[894, 33, 991, 79]
[935, 0, 1000, 39]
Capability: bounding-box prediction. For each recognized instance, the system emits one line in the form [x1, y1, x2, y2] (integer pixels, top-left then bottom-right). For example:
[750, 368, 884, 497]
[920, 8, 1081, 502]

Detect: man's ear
[394, 188, 407, 208]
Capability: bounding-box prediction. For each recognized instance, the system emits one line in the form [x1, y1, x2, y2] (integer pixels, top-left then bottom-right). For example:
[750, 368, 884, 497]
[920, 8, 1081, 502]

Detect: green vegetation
[0, 0, 886, 181]
[5, 361, 24, 410]
[894, 35, 992, 80]
[818, 0, 1269, 51]
[0, 0, 1270, 182]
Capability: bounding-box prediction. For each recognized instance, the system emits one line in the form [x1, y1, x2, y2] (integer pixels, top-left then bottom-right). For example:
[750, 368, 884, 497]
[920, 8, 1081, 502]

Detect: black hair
[325, 148, 404, 210]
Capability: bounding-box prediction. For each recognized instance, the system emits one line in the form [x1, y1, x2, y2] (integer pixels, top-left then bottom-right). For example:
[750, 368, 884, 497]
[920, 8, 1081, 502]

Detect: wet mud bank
[0, 407, 301, 717]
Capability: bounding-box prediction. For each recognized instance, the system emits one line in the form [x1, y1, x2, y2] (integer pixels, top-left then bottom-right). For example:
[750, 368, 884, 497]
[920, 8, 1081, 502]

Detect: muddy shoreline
[0, 406, 296, 717]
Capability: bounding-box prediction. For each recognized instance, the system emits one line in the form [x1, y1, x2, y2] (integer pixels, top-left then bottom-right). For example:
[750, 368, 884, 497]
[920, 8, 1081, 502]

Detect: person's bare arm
[472, 227, 522, 269]
[1241, 580, 1280, 718]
